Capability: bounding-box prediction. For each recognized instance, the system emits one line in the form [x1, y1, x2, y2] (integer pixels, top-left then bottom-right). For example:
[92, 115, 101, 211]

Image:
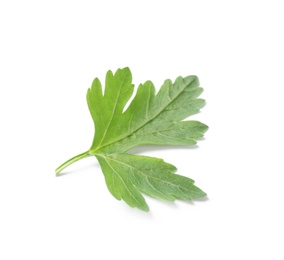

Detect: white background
[1, 0, 283, 259]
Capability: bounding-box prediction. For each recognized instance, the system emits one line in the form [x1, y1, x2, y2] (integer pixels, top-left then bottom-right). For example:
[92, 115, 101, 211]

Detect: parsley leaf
[56, 68, 208, 211]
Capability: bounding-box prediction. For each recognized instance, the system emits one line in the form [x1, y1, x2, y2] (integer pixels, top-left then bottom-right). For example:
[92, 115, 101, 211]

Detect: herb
[56, 68, 208, 211]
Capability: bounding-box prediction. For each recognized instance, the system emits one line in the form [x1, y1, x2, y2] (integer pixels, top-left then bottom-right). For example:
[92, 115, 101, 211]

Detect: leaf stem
[55, 151, 91, 176]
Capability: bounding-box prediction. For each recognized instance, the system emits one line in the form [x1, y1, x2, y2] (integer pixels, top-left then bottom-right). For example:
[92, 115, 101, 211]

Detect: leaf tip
[193, 186, 207, 199]
[141, 204, 150, 212]
[122, 66, 131, 72]
[203, 124, 209, 132]
[198, 122, 209, 133]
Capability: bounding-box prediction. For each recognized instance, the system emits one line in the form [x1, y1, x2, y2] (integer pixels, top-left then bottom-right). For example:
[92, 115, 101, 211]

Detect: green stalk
[55, 151, 91, 176]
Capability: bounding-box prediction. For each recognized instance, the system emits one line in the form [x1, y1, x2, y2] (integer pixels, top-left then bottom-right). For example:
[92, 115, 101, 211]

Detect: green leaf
[97, 153, 206, 211]
[56, 67, 208, 211]
[96, 154, 149, 211]
[87, 68, 134, 149]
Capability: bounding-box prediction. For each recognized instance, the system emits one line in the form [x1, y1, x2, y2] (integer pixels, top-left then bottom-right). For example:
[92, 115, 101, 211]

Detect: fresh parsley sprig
[56, 68, 208, 211]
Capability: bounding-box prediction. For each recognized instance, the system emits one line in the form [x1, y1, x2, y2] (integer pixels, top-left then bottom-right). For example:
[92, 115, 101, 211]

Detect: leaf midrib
[95, 72, 127, 148]
[102, 155, 146, 208]
[93, 77, 195, 153]
[103, 155, 195, 192]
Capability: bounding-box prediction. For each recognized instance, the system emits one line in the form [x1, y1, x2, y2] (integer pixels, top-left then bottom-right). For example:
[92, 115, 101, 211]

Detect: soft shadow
[158, 200, 179, 210]
[180, 196, 209, 206]
[121, 202, 155, 219]
[122, 197, 209, 216]
[194, 196, 209, 202]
